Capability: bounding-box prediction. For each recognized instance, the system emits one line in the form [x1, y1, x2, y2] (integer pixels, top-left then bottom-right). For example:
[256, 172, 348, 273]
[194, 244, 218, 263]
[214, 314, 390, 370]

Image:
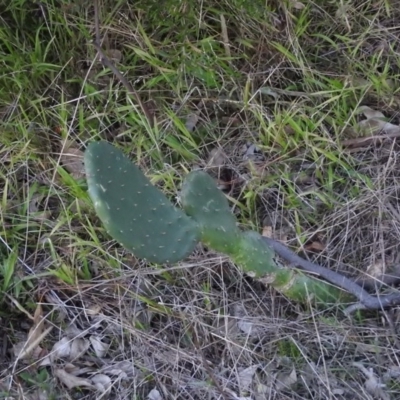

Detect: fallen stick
[262, 237, 400, 313]
[92, 0, 154, 126]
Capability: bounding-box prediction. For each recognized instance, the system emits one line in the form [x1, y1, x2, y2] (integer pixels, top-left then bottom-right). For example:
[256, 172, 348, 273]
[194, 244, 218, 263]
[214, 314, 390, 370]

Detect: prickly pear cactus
[181, 170, 349, 305]
[233, 231, 344, 304]
[84, 141, 200, 264]
[233, 231, 281, 278]
[84, 142, 351, 307]
[180, 170, 241, 254]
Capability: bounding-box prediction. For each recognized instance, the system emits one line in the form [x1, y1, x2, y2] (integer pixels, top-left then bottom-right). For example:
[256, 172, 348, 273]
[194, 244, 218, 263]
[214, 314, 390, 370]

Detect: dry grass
[2, 0, 400, 399]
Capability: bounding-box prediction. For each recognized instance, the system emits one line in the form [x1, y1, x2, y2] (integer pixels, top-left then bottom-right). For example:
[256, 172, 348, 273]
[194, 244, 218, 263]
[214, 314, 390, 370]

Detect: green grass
[1, 0, 400, 399]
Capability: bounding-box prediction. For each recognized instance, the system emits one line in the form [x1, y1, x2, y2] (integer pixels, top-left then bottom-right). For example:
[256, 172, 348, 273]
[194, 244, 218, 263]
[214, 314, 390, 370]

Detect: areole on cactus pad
[84, 141, 352, 307]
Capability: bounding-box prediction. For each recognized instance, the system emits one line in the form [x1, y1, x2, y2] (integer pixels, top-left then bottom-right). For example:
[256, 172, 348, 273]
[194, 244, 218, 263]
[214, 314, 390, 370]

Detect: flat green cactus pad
[180, 170, 241, 255]
[234, 231, 282, 279]
[84, 141, 200, 264]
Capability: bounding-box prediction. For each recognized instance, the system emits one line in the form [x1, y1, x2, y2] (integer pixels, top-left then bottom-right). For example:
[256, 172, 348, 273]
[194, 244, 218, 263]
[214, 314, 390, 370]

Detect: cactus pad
[235, 231, 348, 304]
[84, 141, 200, 264]
[180, 170, 241, 254]
[233, 231, 283, 279]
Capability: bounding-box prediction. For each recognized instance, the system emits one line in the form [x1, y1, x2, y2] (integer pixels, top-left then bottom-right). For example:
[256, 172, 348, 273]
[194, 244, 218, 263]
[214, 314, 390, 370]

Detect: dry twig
[262, 237, 400, 314]
[92, 0, 154, 126]
[342, 132, 400, 148]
